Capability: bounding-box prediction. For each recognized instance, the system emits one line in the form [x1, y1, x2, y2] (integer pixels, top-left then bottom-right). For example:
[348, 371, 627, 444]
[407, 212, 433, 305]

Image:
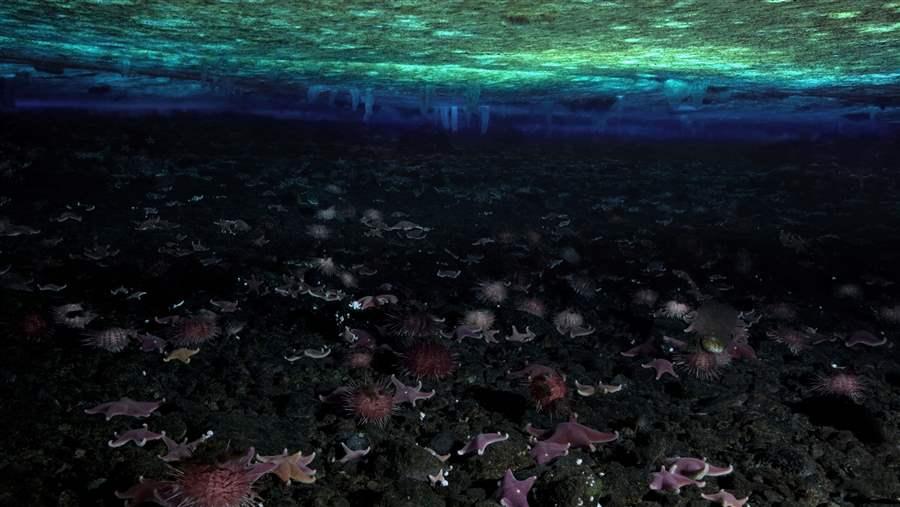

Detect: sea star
[457, 432, 509, 456]
[665, 456, 733, 479]
[138, 333, 166, 353]
[108, 424, 165, 448]
[505, 326, 536, 343]
[84, 398, 164, 420]
[256, 448, 317, 484]
[701, 489, 750, 506]
[844, 330, 887, 347]
[533, 417, 619, 451]
[390, 375, 435, 407]
[649, 465, 705, 493]
[620, 337, 658, 358]
[338, 442, 371, 464]
[642, 358, 679, 380]
[530, 440, 570, 465]
[163, 347, 199, 364]
[158, 430, 214, 462]
[500, 469, 536, 507]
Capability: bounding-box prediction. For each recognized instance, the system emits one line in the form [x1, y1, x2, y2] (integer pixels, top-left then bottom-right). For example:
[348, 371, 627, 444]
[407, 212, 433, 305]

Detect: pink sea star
[338, 442, 371, 464]
[457, 432, 509, 456]
[390, 375, 435, 407]
[664, 456, 733, 479]
[642, 358, 679, 380]
[108, 424, 165, 448]
[256, 448, 317, 484]
[499, 469, 536, 507]
[526, 416, 617, 464]
[158, 430, 214, 462]
[702, 489, 750, 506]
[84, 397, 164, 420]
[649, 465, 705, 493]
[844, 330, 887, 348]
[530, 440, 570, 465]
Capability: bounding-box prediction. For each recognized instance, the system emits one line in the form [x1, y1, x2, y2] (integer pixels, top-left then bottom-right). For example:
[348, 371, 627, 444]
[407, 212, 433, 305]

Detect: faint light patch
[826, 11, 859, 20]
[765, 0, 793, 3]
[393, 15, 428, 30]
[351, 9, 382, 18]
[610, 25, 631, 31]
[858, 23, 900, 33]
[654, 20, 693, 29]
[138, 17, 192, 29]
[433, 30, 473, 38]
[473, 54, 502, 64]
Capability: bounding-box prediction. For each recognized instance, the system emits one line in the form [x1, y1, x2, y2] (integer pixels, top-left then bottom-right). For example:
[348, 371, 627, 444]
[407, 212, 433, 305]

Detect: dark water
[1, 112, 899, 506]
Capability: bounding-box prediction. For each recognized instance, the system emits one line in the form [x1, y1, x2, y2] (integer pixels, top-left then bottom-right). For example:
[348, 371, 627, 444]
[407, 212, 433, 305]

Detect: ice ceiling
[1, 0, 899, 137]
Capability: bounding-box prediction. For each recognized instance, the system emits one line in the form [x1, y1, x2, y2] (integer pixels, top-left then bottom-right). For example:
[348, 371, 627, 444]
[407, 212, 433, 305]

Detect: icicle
[419, 84, 434, 116]
[450, 106, 459, 133]
[439, 106, 450, 130]
[479, 105, 490, 135]
[663, 79, 707, 110]
[307, 84, 327, 104]
[349, 87, 360, 111]
[464, 85, 480, 110]
[120, 58, 132, 78]
[363, 88, 374, 122]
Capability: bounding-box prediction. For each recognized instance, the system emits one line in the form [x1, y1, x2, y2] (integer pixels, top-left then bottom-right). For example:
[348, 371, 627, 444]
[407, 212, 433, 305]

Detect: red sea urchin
[811, 371, 866, 403]
[512, 367, 568, 412]
[386, 309, 442, 338]
[19, 311, 53, 341]
[529, 372, 568, 412]
[83, 327, 135, 353]
[677, 349, 727, 380]
[171, 313, 221, 347]
[403, 340, 456, 379]
[344, 381, 396, 425]
[154, 448, 276, 507]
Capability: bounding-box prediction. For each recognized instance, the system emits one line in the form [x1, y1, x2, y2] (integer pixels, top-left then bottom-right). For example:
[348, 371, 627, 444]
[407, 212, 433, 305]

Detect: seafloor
[0, 112, 898, 507]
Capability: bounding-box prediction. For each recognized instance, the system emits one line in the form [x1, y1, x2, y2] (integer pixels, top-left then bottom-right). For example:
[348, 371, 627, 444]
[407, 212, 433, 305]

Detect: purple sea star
[529, 440, 570, 465]
[84, 397, 164, 420]
[649, 465, 705, 493]
[390, 375, 435, 407]
[620, 337, 658, 357]
[844, 329, 887, 348]
[457, 432, 509, 456]
[138, 333, 166, 353]
[642, 358, 679, 380]
[158, 430, 214, 462]
[701, 489, 750, 506]
[538, 418, 619, 451]
[108, 424, 165, 448]
[499, 469, 536, 507]
[665, 456, 733, 479]
[338, 442, 371, 464]
[526, 416, 617, 465]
